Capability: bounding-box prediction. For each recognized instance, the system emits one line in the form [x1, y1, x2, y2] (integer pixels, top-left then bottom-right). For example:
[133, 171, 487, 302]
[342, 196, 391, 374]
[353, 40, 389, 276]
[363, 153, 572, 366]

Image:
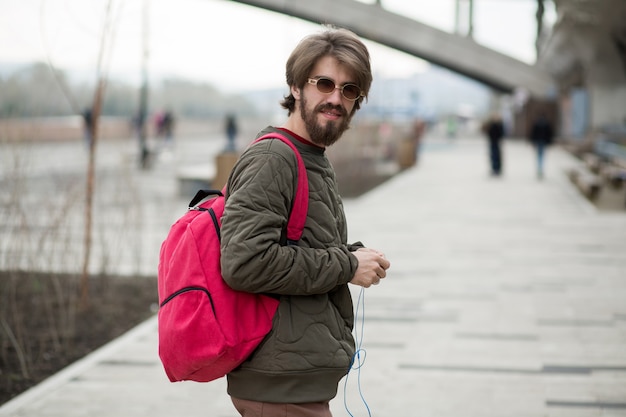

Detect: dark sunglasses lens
[316, 78, 335, 93]
[342, 84, 360, 100]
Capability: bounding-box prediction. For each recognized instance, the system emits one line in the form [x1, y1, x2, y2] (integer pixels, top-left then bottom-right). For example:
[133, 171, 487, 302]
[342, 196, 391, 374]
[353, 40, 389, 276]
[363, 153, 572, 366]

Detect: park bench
[567, 166, 602, 201]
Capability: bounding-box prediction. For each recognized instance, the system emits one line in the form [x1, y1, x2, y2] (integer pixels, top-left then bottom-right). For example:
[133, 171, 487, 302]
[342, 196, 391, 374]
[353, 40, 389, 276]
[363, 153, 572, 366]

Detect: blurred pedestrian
[82, 107, 93, 149]
[224, 113, 238, 151]
[482, 113, 505, 176]
[154, 111, 164, 138]
[161, 110, 175, 147]
[529, 113, 554, 179]
[411, 118, 426, 164]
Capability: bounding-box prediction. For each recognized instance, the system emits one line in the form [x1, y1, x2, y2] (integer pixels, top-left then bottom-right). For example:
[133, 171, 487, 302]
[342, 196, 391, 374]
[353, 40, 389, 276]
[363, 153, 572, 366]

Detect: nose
[327, 86, 344, 104]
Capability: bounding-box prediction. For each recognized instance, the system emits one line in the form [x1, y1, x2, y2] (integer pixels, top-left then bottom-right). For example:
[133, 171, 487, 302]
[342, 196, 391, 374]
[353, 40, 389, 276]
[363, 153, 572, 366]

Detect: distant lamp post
[138, 0, 151, 170]
[454, 0, 474, 38]
[536, 0, 545, 56]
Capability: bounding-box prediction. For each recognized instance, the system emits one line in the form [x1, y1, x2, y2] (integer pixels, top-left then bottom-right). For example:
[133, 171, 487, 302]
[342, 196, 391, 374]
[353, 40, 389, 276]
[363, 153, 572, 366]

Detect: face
[292, 56, 358, 147]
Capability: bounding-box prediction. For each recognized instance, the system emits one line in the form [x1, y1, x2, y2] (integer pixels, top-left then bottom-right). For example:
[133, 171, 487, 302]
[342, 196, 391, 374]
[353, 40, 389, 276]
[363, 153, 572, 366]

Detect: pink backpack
[157, 133, 308, 382]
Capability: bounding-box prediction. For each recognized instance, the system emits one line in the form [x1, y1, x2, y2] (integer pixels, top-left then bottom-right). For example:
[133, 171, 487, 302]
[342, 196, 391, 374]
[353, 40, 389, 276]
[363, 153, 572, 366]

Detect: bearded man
[220, 27, 391, 417]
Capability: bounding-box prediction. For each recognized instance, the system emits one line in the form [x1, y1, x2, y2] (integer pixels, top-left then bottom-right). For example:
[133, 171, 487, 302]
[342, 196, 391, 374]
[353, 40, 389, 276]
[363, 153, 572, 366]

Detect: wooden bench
[582, 153, 603, 174]
[567, 166, 602, 200]
[599, 163, 626, 189]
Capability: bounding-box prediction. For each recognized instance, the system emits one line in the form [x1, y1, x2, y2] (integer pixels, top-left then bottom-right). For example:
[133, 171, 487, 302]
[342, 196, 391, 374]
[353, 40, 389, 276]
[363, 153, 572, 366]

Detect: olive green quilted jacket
[220, 126, 361, 403]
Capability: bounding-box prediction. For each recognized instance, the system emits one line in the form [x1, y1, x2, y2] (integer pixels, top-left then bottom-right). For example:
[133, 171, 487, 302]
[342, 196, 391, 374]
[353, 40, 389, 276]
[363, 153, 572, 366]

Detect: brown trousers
[231, 397, 333, 417]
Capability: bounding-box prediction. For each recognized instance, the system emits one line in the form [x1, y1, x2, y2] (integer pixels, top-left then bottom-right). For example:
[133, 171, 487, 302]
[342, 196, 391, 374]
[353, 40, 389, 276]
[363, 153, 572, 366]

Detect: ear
[291, 85, 301, 100]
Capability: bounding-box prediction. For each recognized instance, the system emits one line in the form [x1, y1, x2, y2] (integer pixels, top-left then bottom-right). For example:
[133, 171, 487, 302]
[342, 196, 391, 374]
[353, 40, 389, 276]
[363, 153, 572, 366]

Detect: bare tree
[80, 0, 123, 309]
[40, 0, 123, 308]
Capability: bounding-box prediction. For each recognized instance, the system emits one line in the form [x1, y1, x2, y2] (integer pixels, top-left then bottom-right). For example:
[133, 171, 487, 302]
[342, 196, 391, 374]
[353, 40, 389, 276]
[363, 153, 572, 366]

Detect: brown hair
[280, 26, 372, 115]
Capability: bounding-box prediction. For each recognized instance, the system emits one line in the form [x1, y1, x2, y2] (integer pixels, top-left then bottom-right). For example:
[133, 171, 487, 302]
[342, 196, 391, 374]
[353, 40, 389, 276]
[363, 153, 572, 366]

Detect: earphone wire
[343, 287, 371, 417]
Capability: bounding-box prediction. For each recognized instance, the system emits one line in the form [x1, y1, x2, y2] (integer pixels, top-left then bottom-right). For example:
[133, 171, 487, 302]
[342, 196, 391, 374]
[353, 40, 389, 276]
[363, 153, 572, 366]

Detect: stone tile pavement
[1, 134, 625, 416]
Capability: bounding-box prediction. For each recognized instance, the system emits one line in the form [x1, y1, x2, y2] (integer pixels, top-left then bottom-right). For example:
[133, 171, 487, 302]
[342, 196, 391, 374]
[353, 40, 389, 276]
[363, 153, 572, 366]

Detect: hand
[350, 248, 391, 288]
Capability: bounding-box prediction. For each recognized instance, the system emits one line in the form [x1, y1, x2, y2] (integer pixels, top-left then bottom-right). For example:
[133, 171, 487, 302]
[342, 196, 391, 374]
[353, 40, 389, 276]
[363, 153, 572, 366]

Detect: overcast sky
[0, 0, 554, 92]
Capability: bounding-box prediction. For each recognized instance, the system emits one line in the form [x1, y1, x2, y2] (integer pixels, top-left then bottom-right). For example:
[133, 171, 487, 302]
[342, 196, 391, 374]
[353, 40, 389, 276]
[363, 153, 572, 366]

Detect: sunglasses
[307, 77, 364, 101]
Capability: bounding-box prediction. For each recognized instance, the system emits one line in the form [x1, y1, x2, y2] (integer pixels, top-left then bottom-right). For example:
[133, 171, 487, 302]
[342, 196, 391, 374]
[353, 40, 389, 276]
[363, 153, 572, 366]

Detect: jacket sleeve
[220, 140, 357, 296]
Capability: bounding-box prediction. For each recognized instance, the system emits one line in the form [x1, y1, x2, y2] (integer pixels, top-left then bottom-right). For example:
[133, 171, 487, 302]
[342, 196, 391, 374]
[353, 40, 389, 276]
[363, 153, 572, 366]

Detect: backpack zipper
[160, 286, 216, 315]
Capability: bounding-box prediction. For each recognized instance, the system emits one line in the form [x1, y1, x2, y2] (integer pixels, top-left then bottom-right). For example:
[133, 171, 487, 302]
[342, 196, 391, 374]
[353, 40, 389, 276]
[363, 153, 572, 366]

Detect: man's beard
[300, 95, 352, 147]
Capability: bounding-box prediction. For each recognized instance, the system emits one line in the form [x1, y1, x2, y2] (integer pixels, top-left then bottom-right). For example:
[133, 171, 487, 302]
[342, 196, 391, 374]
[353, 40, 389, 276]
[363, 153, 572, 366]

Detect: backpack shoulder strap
[252, 132, 309, 244]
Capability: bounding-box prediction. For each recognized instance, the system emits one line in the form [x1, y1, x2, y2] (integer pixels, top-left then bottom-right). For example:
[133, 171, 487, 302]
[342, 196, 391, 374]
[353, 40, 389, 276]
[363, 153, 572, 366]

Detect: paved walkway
[1, 134, 625, 417]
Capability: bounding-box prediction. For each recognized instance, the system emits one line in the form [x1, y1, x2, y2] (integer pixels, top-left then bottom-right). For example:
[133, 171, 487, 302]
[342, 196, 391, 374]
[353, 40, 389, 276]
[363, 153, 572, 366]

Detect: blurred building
[537, 0, 626, 139]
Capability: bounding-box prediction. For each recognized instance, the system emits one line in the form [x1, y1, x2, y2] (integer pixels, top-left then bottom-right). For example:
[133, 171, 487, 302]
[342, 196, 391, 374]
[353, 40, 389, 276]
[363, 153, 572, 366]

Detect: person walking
[161, 110, 175, 146]
[482, 113, 505, 176]
[219, 27, 391, 417]
[529, 113, 555, 179]
[224, 113, 238, 151]
[82, 107, 93, 149]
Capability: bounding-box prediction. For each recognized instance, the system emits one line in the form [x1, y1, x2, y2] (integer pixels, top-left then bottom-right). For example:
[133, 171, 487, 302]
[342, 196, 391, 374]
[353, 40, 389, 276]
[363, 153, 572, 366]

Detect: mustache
[317, 103, 347, 117]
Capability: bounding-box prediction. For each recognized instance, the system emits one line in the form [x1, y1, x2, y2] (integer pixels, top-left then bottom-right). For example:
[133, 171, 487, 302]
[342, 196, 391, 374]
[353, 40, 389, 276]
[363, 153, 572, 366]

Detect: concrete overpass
[229, 0, 555, 97]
